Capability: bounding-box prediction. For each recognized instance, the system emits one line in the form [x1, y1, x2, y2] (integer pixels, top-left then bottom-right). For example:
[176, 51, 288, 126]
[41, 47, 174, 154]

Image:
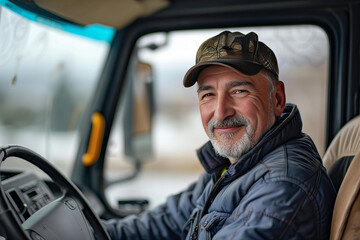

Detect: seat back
[328, 151, 360, 240]
[323, 115, 360, 240]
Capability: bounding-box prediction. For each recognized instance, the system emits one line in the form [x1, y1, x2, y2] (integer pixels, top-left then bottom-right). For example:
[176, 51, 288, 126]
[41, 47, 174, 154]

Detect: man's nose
[214, 94, 236, 121]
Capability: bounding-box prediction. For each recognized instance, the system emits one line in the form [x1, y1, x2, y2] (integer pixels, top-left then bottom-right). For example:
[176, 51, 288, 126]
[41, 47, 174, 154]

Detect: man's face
[197, 65, 285, 162]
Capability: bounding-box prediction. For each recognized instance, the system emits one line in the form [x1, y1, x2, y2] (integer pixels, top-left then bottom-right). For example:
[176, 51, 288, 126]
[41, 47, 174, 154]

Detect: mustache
[208, 115, 250, 132]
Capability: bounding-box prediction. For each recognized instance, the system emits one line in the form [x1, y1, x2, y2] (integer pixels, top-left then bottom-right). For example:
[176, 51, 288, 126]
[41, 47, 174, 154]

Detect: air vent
[7, 190, 30, 221]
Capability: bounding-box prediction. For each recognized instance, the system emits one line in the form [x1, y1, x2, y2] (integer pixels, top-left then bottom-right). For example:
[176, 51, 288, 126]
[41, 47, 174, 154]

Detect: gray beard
[207, 115, 255, 160]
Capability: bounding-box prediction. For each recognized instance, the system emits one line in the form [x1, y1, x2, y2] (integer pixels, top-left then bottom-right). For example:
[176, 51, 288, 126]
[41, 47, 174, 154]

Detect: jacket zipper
[192, 174, 226, 239]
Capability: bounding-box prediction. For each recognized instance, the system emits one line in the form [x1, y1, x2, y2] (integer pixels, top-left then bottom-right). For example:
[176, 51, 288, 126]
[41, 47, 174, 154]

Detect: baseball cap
[183, 31, 279, 87]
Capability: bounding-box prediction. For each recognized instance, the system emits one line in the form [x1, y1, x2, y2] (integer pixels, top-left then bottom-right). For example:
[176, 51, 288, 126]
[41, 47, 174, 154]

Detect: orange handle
[82, 112, 105, 167]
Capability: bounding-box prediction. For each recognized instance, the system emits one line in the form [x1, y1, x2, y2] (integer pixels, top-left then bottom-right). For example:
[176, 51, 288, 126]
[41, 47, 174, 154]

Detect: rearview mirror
[123, 61, 154, 162]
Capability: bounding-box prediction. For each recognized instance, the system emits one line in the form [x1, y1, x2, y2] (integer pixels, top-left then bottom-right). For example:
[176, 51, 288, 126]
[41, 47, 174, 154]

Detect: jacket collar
[197, 104, 302, 176]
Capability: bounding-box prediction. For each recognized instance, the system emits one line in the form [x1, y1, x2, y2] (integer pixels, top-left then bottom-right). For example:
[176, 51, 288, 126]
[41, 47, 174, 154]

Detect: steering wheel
[0, 145, 110, 240]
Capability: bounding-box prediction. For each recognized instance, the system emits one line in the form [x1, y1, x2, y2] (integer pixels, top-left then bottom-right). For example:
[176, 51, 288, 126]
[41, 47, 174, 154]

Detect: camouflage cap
[183, 31, 279, 87]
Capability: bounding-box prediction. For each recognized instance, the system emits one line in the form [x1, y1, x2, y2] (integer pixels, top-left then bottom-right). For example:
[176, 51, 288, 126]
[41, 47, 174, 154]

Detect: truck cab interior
[0, 0, 359, 239]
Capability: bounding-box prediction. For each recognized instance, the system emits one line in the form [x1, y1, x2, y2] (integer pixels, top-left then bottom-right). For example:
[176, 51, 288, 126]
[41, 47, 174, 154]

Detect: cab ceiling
[13, 0, 357, 29]
[33, 0, 169, 29]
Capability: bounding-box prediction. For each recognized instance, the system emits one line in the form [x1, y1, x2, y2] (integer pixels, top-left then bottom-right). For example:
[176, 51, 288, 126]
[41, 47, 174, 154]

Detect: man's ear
[273, 81, 286, 117]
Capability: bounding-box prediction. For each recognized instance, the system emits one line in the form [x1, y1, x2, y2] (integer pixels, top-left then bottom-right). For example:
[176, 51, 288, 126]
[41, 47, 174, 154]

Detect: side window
[0, 6, 110, 176]
[104, 26, 329, 209]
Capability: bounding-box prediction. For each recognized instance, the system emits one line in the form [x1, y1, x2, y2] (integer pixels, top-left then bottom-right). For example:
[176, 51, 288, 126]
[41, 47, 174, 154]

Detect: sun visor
[34, 0, 170, 29]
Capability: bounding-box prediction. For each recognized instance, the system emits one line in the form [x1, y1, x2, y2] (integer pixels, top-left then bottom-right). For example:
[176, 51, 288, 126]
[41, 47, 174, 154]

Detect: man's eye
[201, 93, 214, 99]
[234, 89, 247, 94]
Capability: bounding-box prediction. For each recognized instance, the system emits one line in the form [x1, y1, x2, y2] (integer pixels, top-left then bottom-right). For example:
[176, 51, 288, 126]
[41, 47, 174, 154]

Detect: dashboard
[0, 146, 109, 239]
[1, 170, 59, 223]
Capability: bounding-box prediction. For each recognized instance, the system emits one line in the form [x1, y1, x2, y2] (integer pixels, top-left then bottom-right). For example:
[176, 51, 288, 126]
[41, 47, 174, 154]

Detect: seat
[323, 115, 360, 173]
[323, 115, 360, 240]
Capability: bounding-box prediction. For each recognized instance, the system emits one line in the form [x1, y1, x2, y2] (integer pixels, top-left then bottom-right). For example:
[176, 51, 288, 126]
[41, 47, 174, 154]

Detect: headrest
[323, 115, 360, 170]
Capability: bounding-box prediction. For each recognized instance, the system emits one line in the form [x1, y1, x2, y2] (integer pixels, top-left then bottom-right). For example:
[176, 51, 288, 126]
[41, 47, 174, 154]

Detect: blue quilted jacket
[103, 104, 337, 239]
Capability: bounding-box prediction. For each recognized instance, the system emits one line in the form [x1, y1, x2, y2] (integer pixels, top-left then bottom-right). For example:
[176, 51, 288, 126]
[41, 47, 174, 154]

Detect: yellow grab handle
[82, 112, 105, 167]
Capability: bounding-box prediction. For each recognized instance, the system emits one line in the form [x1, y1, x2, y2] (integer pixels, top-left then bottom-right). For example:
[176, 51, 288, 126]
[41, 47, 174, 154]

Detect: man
[103, 31, 336, 239]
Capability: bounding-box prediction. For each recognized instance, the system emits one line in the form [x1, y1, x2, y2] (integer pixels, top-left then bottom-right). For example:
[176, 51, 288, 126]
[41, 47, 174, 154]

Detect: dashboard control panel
[2, 170, 56, 223]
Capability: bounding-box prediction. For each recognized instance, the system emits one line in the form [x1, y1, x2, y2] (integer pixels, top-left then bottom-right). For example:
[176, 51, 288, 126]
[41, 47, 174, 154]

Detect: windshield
[0, 5, 110, 175]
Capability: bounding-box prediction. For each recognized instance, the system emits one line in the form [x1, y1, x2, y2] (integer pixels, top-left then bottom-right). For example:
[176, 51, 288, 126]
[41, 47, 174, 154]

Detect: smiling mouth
[208, 115, 250, 138]
[214, 125, 244, 134]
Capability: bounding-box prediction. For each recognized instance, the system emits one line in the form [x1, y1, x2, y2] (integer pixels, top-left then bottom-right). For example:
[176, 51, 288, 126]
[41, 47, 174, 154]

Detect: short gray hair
[260, 69, 278, 96]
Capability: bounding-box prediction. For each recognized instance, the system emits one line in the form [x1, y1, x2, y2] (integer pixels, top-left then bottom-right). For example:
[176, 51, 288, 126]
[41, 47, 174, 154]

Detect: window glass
[105, 26, 329, 209]
[0, 6, 110, 175]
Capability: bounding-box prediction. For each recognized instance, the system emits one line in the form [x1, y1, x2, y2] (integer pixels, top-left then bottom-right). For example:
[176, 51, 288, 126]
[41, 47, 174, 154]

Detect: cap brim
[183, 60, 263, 87]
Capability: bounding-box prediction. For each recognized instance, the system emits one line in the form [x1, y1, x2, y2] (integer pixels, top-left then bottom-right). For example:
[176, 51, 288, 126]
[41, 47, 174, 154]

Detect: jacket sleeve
[211, 178, 327, 240]
[101, 172, 210, 240]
